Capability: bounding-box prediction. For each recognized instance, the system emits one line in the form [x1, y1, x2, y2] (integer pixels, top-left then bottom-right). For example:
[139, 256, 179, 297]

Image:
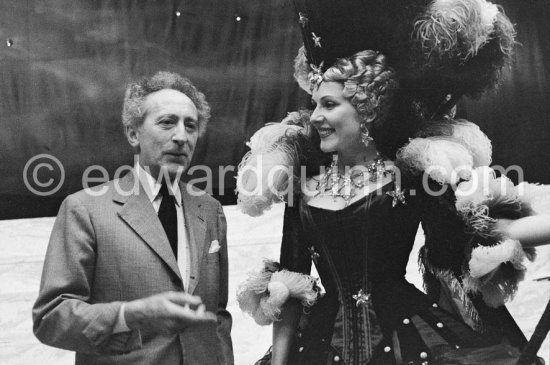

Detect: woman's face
[310, 81, 362, 153]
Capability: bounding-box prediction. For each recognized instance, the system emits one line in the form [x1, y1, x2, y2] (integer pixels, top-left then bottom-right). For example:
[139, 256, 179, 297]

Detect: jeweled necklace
[316, 154, 389, 206]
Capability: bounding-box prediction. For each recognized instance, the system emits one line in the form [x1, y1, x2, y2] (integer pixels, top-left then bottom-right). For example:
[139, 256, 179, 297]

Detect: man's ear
[125, 125, 140, 148]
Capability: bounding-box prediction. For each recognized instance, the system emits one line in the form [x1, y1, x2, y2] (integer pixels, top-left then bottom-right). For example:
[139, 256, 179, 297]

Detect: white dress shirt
[113, 164, 191, 333]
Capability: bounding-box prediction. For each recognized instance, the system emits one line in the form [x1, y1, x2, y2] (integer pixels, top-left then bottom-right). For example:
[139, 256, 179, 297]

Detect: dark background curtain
[0, 0, 548, 219]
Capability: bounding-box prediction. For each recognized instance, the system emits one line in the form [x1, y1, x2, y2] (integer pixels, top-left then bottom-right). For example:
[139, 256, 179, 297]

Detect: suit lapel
[180, 183, 206, 295]
[115, 171, 182, 282]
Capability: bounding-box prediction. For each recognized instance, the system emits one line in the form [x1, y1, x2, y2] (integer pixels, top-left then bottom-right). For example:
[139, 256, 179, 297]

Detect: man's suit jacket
[32, 171, 233, 364]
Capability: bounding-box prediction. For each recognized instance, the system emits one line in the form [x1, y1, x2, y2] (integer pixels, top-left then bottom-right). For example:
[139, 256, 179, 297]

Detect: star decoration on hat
[308, 246, 320, 264]
[311, 32, 322, 48]
[352, 289, 371, 307]
[298, 12, 309, 27]
[309, 62, 324, 90]
[386, 186, 406, 207]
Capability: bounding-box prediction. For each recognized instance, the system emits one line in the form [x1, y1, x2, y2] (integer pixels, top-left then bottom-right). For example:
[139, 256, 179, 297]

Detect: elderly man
[33, 71, 233, 364]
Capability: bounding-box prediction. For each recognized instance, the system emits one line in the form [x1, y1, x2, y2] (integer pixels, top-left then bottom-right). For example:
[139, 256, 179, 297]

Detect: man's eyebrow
[154, 112, 198, 121]
[155, 113, 178, 120]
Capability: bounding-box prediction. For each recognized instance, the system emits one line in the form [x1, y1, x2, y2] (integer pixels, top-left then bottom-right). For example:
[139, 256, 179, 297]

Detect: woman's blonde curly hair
[295, 48, 398, 127]
[322, 50, 397, 126]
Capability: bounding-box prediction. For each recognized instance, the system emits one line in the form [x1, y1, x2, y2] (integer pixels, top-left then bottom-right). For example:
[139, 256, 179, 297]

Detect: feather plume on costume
[455, 166, 534, 234]
[455, 166, 522, 236]
[397, 137, 474, 185]
[463, 258, 528, 308]
[412, 0, 516, 99]
[453, 167, 537, 307]
[236, 260, 324, 326]
[399, 120, 536, 308]
[236, 124, 303, 217]
[443, 121, 492, 167]
[397, 119, 494, 184]
[293, 46, 313, 94]
[415, 0, 502, 61]
[415, 119, 492, 167]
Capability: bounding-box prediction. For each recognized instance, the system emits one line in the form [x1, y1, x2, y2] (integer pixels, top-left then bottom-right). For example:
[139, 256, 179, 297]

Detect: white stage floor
[1, 203, 549, 364]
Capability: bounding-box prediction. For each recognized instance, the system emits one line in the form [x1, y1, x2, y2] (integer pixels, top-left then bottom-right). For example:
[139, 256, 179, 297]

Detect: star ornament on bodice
[352, 289, 371, 307]
[308, 246, 320, 264]
[386, 186, 406, 207]
[311, 32, 322, 48]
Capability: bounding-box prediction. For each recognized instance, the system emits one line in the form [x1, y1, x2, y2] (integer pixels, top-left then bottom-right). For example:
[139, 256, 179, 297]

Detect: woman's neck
[336, 144, 380, 172]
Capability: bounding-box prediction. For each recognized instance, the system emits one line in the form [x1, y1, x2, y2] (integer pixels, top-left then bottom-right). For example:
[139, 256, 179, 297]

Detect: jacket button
[403, 318, 410, 324]
[436, 322, 444, 328]
[298, 346, 304, 352]
[384, 346, 391, 352]
[420, 351, 428, 359]
[333, 355, 340, 362]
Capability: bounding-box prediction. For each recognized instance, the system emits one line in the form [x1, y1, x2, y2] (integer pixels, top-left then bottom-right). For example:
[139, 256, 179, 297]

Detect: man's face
[127, 88, 199, 180]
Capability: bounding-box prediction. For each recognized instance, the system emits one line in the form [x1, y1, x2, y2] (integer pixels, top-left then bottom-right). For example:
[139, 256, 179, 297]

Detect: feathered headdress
[291, 0, 515, 157]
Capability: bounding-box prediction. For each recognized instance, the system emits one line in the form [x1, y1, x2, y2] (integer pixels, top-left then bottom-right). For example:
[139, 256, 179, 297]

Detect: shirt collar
[135, 163, 182, 207]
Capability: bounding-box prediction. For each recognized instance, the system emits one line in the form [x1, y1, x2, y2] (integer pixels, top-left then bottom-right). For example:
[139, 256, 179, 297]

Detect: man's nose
[171, 121, 187, 144]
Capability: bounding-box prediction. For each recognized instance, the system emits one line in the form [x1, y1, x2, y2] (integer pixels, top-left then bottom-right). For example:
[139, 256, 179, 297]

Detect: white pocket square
[208, 240, 221, 253]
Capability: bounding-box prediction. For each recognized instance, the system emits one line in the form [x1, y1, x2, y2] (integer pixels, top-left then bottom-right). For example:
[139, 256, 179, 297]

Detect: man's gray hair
[122, 71, 211, 136]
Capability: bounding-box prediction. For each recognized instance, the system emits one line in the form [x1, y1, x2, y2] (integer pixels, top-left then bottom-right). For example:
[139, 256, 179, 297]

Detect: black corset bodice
[306, 197, 383, 364]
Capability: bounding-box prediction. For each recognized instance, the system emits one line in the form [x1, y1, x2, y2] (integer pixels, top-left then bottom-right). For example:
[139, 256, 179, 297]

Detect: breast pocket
[207, 252, 220, 263]
[206, 239, 221, 263]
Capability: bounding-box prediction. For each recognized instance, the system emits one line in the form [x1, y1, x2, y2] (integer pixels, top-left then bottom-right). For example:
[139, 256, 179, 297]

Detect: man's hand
[124, 291, 216, 335]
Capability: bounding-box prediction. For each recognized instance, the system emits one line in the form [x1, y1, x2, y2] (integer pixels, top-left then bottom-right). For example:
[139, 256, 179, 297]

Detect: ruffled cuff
[236, 260, 325, 326]
[463, 239, 535, 308]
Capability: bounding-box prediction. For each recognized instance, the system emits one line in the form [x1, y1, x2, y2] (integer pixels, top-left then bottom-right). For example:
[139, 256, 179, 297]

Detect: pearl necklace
[316, 154, 389, 206]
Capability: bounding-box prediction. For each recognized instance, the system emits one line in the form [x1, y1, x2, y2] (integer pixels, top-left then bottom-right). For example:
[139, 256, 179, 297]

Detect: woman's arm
[269, 204, 312, 364]
[271, 300, 302, 365]
[496, 215, 550, 247]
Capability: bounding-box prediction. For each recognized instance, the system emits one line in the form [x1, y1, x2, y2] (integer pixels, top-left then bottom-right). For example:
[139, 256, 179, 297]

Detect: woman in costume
[237, 50, 546, 364]
[267, 50, 424, 364]
[236, 0, 550, 363]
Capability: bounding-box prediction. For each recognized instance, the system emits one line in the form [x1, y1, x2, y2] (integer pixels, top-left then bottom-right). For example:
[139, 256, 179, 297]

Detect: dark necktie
[158, 182, 178, 259]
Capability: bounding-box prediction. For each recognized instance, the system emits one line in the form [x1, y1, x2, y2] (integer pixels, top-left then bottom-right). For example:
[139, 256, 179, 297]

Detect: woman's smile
[316, 126, 335, 138]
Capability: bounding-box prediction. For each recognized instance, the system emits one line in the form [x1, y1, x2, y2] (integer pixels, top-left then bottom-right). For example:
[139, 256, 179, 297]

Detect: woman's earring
[360, 123, 373, 147]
